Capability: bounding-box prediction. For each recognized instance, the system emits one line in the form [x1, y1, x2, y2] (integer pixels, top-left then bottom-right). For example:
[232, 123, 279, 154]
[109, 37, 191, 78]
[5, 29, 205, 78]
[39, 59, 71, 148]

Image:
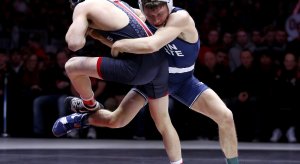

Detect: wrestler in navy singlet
[146, 7, 209, 107]
[96, 0, 168, 99]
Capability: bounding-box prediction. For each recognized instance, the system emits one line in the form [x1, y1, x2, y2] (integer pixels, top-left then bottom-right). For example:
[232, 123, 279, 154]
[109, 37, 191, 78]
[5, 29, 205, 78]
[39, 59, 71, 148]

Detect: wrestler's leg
[148, 95, 182, 163]
[64, 56, 100, 101]
[191, 88, 238, 162]
[52, 89, 147, 137]
[65, 56, 140, 111]
[88, 89, 146, 128]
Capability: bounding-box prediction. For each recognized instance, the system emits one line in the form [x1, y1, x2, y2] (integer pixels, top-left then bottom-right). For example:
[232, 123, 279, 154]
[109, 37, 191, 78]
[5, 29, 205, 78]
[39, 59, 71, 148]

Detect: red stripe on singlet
[97, 57, 104, 80]
[113, 0, 153, 36]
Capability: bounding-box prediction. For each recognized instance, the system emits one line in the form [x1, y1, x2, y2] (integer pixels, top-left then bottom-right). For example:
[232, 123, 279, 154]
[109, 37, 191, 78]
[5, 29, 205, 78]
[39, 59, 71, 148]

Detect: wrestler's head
[69, 0, 84, 9]
[138, 0, 173, 27]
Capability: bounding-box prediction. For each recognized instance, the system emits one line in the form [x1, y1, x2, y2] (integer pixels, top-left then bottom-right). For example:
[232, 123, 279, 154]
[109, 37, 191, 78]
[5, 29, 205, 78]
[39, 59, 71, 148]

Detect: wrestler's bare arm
[65, 4, 89, 51]
[111, 11, 190, 55]
[66, 0, 122, 51]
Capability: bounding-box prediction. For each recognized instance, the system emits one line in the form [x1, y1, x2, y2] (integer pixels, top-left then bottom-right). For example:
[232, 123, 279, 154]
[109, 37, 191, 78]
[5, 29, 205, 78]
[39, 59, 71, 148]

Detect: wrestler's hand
[111, 40, 125, 57]
[86, 28, 101, 40]
[87, 28, 113, 48]
[86, 28, 93, 37]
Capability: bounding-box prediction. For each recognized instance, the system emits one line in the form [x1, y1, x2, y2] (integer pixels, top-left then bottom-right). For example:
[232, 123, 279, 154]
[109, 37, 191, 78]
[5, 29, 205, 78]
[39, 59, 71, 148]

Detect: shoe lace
[66, 113, 83, 129]
[71, 99, 84, 110]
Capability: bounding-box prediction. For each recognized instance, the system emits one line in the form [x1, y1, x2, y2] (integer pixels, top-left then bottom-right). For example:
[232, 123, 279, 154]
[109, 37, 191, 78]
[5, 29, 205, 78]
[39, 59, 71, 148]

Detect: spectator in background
[229, 49, 259, 141]
[20, 54, 42, 136]
[255, 51, 277, 141]
[27, 34, 49, 63]
[251, 30, 264, 52]
[197, 29, 221, 65]
[228, 29, 255, 72]
[7, 49, 23, 77]
[270, 53, 298, 143]
[195, 51, 231, 100]
[251, 29, 264, 64]
[221, 32, 234, 53]
[7, 49, 25, 136]
[217, 6, 237, 34]
[262, 27, 275, 49]
[287, 26, 300, 58]
[216, 48, 229, 68]
[0, 50, 8, 93]
[271, 28, 287, 64]
[32, 50, 72, 137]
[253, 27, 286, 68]
[0, 50, 8, 133]
[21, 54, 41, 96]
[257, 27, 276, 59]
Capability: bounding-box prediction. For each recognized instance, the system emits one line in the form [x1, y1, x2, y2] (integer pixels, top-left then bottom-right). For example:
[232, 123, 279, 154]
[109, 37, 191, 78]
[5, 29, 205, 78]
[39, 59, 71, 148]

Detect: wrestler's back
[76, 0, 129, 31]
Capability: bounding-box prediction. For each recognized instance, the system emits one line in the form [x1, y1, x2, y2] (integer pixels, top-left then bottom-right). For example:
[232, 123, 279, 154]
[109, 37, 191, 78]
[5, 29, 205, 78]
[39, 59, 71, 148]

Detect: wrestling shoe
[65, 96, 103, 113]
[52, 113, 89, 137]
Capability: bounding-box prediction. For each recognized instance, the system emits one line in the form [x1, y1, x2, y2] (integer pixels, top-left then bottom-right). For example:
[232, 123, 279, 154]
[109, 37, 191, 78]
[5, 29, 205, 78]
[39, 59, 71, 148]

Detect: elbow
[68, 45, 82, 52]
[66, 35, 86, 52]
[67, 40, 85, 52]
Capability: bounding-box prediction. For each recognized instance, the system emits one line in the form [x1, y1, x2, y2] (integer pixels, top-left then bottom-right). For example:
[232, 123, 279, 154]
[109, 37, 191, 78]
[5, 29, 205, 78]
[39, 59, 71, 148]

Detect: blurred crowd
[0, 0, 300, 143]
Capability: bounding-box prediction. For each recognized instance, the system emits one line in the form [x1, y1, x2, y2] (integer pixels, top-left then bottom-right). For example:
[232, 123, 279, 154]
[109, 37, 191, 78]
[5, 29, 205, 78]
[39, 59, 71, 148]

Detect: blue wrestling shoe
[65, 96, 104, 113]
[52, 113, 89, 137]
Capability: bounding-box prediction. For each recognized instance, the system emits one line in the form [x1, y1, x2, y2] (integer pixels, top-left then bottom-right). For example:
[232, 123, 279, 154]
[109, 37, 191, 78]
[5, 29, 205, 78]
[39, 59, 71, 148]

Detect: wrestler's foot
[52, 113, 89, 137]
[65, 96, 103, 113]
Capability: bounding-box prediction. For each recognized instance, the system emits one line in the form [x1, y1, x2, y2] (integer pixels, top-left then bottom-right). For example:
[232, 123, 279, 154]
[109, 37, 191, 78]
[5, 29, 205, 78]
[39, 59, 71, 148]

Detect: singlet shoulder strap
[111, 0, 153, 36]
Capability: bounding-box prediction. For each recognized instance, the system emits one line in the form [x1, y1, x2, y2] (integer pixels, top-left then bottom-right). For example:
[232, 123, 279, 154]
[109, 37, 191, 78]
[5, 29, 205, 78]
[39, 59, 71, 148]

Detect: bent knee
[65, 57, 79, 75]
